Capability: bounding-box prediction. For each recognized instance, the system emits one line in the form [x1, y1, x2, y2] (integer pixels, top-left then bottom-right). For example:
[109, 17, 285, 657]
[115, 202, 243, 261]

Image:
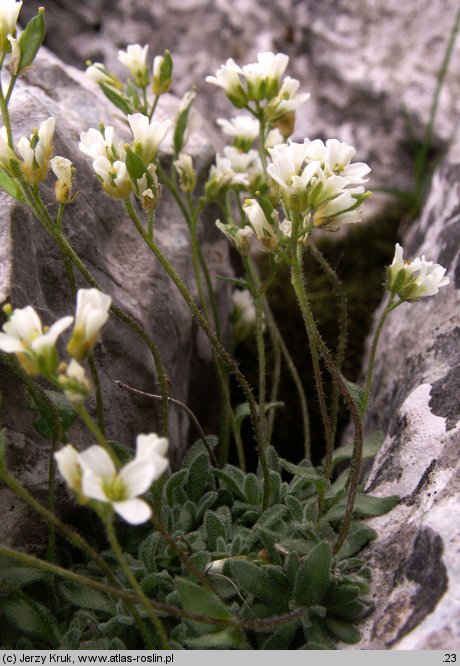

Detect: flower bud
[51, 156, 74, 204]
[152, 50, 173, 95]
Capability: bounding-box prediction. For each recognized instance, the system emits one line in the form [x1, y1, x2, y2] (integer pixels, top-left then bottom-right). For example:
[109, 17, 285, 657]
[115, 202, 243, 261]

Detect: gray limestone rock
[0, 48, 232, 550]
[351, 132, 460, 649]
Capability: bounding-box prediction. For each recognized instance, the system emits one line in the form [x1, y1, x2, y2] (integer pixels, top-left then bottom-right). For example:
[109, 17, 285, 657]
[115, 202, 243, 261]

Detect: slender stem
[0, 467, 114, 583]
[267, 325, 281, 441]
[308, 241, 348, 442]
[287, 217, 363, 551]
[104, 517, 169, 649]
[263, 303, 311, 459]
[148, 94, 160, 121]
[114, 379, 219, 467]
[244, 256, 268, 451]
[149, 512, 217, 592]
[74, 403, 118, 463]
[415, 5, 460, 191]
[360, 294, 401, 418]
[22, 187, 170, 437]
[147, 209, 155, 240]
[290, 229, 333, 479]
[87, 354, 105, 434]
[123, 197, 270, 509]
[0, 74, 14, 146]
[257, 111, 268, 178]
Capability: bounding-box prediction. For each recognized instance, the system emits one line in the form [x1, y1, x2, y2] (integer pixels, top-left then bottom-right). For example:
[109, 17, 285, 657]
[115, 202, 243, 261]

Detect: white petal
[114, 498, 152, 524]
[81, 469, 107, 501]
[119, 459, 156, 496]
[79, 445, 115, 477]
[0, 333, 24, 352]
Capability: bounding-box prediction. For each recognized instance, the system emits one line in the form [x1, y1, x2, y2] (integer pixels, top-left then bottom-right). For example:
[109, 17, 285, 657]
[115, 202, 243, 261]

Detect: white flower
[242, 52, 289, 100]
[265, 128, 284, 149]
[304, 138, 370, 184]
[67, 289, 112, 362]
[78, 445, 157, 524]
[267, 142, 320, 210]
[215, 220, 253, 255]
[118, 44, 149, 86]
[92, 155, 132, 198]
[387, 243, 450, 300]
[85, 62, 113, 86]
[0, 125, 17, 172]
[264, 77, 310, 124]
[0, 305, 73, 376]
[205, 58, 247, 107]
[128, 113, 171, 164]
[16, 117, 56, 184]
[51, 156, 73, 203]
[79, 126, 115, 161]
[173, 153, 196, 192]
[243, 199, 279, 251]
[134, 433, 169, 478]
[58, 359, 92, 405]
[232, 289, 256, 325]
[55, 445, 83, 495]
[152, 53, 172, 95]
[0, 0, 22, 52]
[216, 115, 259, 150]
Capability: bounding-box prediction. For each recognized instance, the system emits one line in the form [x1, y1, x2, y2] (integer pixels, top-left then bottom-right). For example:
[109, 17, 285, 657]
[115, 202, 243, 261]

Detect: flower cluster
[387, 243, 450, 301]
[206, 52, 309, 131]
[0, 288, 111, 403]
[55, 433, 169, 524]
[79, 116, 170, 204]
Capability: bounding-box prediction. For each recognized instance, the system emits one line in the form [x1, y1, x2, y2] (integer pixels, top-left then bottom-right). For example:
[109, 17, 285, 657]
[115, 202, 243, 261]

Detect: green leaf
[330, 431, 384, 469]
[30, 389, 77, 440]
[214, 465, 246, 499]
[230, 560, 285, 607]
[256, 503, 286, 529]
[0, 170, 25, 202]
[163, 469, 187, 506]
[185, 627, 245, 649]
[336, 522, 377, 559]
[293, 542, 332, 606]
[60, 582, 115, 615]
[0, 595, 59, 645]
[352, 493, 399, 518]
[243, 473, 259, 505]
[18, 8, 46, 74]
[195, 491, 218, 522]
[99, 82, 133, 115]
[324, 617, 361, 644]
[181, 437, 216, 470]
[215, 275, 250, 289]
[280, 458, 322, 482]
[324, 584, 361, 610]
[186, 452, 210, 503]
[204, 511, 227, 550]
[173, 92, 195, 156]
[262, 622, 299, 649]
[340, 376, 366, 413]
[0, 556, 48, 588]
[176, 578, 232, 629]
[304, 619, 337, 649]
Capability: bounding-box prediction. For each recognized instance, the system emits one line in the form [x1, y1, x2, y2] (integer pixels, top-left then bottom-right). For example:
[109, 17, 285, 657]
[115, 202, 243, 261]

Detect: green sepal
[99, 82, 133, 116]
[125, 146, 153, 189]
[293, 541, 332, 607]
[18, 8, 46, 75]
[0, 169, 25, 202]
[173, 92, 195, 156]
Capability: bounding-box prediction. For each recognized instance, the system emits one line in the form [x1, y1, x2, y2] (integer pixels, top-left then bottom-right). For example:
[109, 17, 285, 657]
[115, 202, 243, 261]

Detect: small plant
[0, 3, 450, 649]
